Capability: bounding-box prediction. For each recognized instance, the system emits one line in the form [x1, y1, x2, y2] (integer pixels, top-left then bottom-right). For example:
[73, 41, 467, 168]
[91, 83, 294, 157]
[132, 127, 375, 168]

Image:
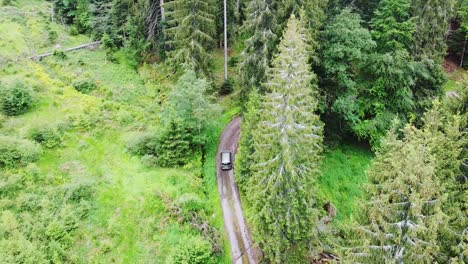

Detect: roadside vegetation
[1, 0, 466, 263]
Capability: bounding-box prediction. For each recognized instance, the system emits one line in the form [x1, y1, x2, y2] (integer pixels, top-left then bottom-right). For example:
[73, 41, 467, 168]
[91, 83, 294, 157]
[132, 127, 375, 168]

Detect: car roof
[221, 152, 231, 163]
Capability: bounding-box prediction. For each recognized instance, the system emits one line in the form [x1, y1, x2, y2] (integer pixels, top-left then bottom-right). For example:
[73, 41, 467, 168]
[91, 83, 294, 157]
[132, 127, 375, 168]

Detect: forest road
[217, 117, 259, 264]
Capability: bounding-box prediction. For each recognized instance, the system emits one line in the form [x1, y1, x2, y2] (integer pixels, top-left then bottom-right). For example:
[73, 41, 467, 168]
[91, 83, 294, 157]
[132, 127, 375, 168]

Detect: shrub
[72, 80, 97, 94]
[219, 78, 234, 95]
[125, 124, 194, 168]
[0, 135, 42, 168]
[29, 124, 64, 148]
[0, 82, 35, 116]
[64, 182, 94, 202]
[68, 26, 79, 36]
[228, 56, 239, 67]
[168, 237, 214, 264]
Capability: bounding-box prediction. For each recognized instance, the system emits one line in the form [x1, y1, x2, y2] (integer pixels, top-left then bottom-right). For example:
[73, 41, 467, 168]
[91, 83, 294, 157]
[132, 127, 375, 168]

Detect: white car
[220, 151, 232, 170]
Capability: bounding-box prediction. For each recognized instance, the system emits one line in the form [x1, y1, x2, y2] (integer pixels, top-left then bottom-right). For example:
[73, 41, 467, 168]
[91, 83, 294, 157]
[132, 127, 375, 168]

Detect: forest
[0, 0, 467, 263]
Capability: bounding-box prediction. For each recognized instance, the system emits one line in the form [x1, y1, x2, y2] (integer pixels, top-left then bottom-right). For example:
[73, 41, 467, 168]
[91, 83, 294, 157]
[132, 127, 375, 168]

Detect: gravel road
[216, 117, 258, 264]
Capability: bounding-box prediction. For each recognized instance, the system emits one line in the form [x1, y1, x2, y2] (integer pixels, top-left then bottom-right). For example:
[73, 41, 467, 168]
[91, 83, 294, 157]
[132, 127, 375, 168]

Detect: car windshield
[221, 152, 230, 164]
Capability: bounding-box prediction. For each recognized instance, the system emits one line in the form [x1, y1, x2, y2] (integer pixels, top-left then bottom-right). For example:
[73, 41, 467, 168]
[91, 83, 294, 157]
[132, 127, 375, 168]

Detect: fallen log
[29, 41, 101, 60]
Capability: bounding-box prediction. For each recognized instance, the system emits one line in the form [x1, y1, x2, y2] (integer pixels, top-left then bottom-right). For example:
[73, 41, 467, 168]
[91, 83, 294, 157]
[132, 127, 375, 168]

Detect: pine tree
[164, 0, 216, 77]
[247, 15, 324, 263]
[411, 0, 457, 62]
[345, 125, 448, 263]
[238, 0, 277, 105]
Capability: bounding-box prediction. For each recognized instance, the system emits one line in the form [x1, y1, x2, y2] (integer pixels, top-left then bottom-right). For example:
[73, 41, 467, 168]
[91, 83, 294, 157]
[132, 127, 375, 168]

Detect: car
[220, 151, 232, 170]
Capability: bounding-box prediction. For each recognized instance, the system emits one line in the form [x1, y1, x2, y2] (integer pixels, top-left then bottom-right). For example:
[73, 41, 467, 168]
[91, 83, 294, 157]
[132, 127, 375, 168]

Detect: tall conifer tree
[235, 88, 261, 193]
[411, 0, 456, 62]
[247, 15, 324, 263]
[164, 0, 216, 76]
[238, 0, 277, 105]
[345, 125, 448, 263]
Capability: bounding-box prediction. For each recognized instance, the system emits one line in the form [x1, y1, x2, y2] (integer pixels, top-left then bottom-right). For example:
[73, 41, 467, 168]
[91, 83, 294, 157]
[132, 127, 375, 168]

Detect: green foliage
[162, 70, 219, 146]
[164, 0, 216, 77]
[0, 136, 42, 168]
[344, 101, 466, 262]
[219, 78, 234, 95]
[370, 0, 414, 52]
[1, 0, 14, 6]
[0, 82, 36, 116]
[72, 79, 97, 94]
[46, 23, 59, 44]
[238, 0, 277, 105]
[235, 88, 260, 193]
[322, 8, 375, 124]
[169, 237, 214, 264]
[411, 0, 457, 62]
[247, 16, 324, 262]
[29, 124, 65, 148]
[344, 125, 446, 263]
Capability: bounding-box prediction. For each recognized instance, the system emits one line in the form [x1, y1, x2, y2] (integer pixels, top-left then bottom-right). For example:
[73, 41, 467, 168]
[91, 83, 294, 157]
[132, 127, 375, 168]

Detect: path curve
[217, 117, 258, 264]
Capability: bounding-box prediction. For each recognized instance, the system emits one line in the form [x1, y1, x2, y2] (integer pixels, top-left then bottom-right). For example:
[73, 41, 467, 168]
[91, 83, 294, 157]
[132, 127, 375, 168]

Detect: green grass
[443, 66, 467, 93]
[318, 143, 373, 226]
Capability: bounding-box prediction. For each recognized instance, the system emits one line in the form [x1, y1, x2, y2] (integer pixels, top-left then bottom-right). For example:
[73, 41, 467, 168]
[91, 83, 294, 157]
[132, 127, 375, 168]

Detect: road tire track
[216, 117, 258, 264]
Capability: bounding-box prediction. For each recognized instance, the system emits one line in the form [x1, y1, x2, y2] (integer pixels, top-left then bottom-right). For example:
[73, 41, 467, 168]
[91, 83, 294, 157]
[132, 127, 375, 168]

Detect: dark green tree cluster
[320, 0, 454, 146]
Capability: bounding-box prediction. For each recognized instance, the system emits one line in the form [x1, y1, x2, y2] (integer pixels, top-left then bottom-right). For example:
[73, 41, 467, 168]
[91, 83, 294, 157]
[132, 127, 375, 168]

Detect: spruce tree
[164, 0, 216, 76]
[411, 0, 456, 62]
[351, 0, 416, 146]
[421, 102, 467, 263]
[248, 15, 324, 263]
[322, 8, 375, 126]
[345, 125, 448, 263]
[238, 0, 277, 105]
[235, 88, 261, 193]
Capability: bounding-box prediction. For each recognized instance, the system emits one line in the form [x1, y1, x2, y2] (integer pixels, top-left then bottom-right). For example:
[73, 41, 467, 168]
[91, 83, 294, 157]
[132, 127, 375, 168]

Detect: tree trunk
[160, 0, 165, 22]
[460, 36, 467, 68]
[224, 0, 228, 80]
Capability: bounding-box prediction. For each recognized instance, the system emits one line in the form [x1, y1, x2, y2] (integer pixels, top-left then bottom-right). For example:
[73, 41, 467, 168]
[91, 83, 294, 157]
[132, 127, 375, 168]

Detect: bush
[0, 135, 42, 168]
[72, 80, 97, 94]
[0, 82, 35, 116]
[228, 56, 239, 67]
[219, 78, 234, 95]
[168, 237, 214, 264]
[68, 26, 79, 36]
[29, 124, 64, 148]
[125, 123, 194, 167]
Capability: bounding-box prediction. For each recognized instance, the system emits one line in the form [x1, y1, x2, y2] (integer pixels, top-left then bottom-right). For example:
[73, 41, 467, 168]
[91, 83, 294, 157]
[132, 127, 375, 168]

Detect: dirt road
[217, 117, 258, 264]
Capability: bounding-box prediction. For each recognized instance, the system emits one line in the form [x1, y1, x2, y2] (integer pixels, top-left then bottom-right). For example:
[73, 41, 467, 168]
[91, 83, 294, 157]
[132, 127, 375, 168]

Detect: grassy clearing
[318, 144, 373, 226]
[443, 65, 467, 93]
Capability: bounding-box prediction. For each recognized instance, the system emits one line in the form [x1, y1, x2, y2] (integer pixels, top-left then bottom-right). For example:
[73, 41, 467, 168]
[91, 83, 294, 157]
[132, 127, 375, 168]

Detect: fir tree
[238, 0, 277, 105]
[248, 15, 324, 262]
[345, 125, 448, 263]
[411, 0, 456, 62]
[164, 0, 216, 76]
